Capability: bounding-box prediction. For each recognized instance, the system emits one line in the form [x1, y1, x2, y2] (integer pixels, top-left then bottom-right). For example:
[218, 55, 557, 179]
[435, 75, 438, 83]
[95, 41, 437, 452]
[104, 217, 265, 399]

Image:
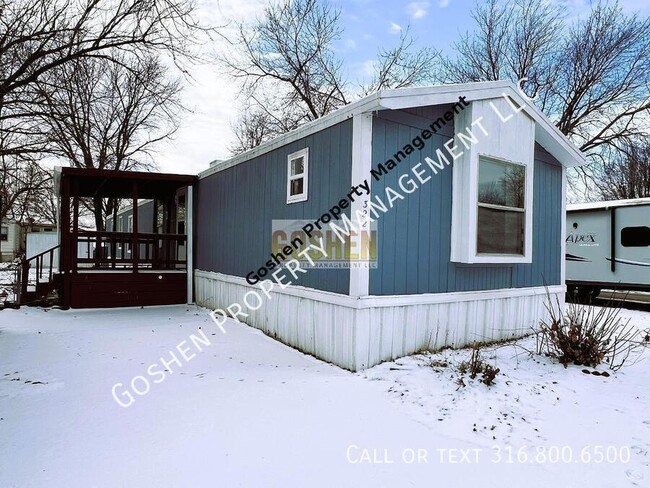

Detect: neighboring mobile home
[1, 220, 22, 262]
[193, 81, 586, 371]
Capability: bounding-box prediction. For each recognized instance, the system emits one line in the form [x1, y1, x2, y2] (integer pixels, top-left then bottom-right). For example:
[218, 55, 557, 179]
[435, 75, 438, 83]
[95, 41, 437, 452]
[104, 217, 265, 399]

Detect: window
[118, 216, 124, 232]
[286, 148, 309, 203]
[0, 226, 7, 241]
[127, 215, 133, 233]
[621, 226, 650, 247]
[477, 157, 526, 255]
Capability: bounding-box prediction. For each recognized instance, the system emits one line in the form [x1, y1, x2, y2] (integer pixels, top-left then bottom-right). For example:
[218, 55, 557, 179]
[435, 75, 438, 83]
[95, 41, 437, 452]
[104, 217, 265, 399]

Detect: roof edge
[200, 81, 586, 179]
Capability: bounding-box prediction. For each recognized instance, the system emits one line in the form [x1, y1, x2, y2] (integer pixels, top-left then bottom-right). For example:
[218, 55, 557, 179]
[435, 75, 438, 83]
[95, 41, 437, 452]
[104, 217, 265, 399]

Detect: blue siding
[369, 109, 563, 295]
[106, 201, 154, 232]
[195, 120, 353, 294]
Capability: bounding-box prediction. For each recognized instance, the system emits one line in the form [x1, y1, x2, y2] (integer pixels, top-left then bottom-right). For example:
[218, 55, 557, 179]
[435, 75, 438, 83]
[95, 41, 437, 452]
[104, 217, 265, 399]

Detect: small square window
[287, 148, 309, 203]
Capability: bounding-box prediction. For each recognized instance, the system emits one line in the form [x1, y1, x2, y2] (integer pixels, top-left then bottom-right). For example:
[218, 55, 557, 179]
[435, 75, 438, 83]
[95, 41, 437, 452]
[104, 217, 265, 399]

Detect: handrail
[26, 243, 62, 262]
[20, 243, 61, 304]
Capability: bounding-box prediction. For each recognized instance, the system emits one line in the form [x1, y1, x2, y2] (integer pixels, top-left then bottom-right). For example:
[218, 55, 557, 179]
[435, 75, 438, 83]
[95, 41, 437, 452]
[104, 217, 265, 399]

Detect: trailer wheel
[567, 286, 601, 303]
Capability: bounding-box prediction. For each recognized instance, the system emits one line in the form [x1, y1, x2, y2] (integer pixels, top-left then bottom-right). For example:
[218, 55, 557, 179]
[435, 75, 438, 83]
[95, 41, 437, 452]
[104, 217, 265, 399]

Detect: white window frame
[286, 148, 309, 204]
[475, 155, 528, 259]
[450, 98, 535, 265]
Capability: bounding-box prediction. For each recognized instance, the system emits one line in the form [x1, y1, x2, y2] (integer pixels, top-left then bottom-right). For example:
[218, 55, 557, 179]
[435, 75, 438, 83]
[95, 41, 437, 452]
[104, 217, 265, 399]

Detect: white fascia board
[378, 82, 586, 169]
[199, 93, 381, 179]
[200, 81, 585, 179]
[376, 81, 512, 110]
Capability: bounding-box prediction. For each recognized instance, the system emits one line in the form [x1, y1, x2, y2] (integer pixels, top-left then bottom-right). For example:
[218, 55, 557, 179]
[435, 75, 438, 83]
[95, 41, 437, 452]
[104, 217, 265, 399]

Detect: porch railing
[74, 231, 187, 270]
[20, 244, 61, 303]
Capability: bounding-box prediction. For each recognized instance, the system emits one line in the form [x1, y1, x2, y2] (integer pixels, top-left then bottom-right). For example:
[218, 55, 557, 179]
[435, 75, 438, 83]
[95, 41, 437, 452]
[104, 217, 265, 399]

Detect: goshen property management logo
[272, 219, 377, 268]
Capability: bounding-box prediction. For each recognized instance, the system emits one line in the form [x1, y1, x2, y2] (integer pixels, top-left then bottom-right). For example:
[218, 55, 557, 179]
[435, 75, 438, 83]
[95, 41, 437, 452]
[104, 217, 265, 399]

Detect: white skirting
[194, 270, 564, 371]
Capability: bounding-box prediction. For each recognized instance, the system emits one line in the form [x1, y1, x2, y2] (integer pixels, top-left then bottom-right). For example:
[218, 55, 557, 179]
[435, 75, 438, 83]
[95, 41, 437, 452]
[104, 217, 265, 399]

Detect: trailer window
[477, 157, 526, 255]
[621, 226, 650, 247]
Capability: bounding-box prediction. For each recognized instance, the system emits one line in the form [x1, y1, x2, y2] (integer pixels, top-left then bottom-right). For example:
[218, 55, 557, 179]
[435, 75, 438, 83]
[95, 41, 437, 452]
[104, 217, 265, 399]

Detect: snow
[1, 305, 649, 487]
[0, 262, 19, 302]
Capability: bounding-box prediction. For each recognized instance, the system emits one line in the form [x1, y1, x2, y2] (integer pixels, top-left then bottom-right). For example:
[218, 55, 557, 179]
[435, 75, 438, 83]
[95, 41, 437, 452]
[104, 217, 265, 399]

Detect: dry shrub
[537, 293, 645, 371]
[458, 348, 500, 386]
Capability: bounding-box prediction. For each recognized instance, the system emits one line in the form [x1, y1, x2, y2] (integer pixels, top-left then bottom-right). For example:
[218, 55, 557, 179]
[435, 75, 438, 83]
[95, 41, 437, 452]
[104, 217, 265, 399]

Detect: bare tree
[37, 54, 183, 230]
[228, 101, 275, 155]
[223, 0, 347, 124]
[596, 139, 650, 200]
[0, 0, 215, 223]
[224, 0, 439, 154]
[360, 29, 440, 96]
[229, 84, 314, 154]
[441, 0, 650, 196]
[0, 152, 49, 224]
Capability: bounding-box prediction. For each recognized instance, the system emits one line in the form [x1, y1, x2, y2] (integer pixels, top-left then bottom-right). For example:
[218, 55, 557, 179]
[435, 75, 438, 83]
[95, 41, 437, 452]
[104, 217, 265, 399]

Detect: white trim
[286, 148, 309, 204]
[200, 93, 381, 178]
[349, 113, 373, 297]
[186, 185, 194, 303]
[451, 98, 535, 265]
[568, 197, 650, 212]
[200, 81, 585, 180]
[194, 269, 563, 310]
[475, 155, 534, 263]
[561, 166, 567, 285]
[359, 284, 564, 308]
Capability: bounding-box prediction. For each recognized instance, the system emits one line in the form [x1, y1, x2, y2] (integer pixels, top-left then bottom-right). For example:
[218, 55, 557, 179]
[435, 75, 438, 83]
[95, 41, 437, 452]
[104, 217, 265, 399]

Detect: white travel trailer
[566, 198, 650, 299]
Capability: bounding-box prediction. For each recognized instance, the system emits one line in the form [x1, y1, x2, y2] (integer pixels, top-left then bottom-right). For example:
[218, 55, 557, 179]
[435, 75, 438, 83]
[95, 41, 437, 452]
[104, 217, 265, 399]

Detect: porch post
[132, 182, 139, 273]
[72, 182, 79, 272]
[60, 176, 71, 309]
[186, 185, 193, 304]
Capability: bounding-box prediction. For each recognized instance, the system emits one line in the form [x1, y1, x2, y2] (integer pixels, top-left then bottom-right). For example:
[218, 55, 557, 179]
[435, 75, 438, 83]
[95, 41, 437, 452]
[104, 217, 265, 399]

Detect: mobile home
[26, 81, 585, 371]
[567, 198, 650, 299]
[193, 81, 585, 370]
[1, 220, 23, 262]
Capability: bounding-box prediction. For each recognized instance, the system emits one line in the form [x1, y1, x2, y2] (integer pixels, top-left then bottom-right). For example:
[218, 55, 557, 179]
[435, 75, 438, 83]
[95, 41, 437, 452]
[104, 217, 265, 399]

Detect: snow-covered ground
[0, 305, 649, 488]
[0, 262, 19, 302]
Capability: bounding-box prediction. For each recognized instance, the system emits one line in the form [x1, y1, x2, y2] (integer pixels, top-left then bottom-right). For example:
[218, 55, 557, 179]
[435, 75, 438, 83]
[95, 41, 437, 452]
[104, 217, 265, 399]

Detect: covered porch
[54, 167, 196, 309]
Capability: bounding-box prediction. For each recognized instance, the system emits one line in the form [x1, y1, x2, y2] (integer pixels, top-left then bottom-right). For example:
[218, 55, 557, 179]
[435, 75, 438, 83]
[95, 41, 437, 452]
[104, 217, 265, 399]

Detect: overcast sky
[154, 0, 650, 176]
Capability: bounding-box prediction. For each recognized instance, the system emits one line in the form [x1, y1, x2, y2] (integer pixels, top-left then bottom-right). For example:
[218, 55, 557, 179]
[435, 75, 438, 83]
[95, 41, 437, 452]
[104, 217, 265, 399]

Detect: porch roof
[54, 167, 196, 199]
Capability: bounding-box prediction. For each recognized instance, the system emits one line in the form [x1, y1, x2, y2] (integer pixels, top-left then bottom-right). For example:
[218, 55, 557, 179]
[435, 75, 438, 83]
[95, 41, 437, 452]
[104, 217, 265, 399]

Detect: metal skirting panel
[194, 271, 358, 370]
[195, 270, 563, 371]
[357, 290, 557, 370]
